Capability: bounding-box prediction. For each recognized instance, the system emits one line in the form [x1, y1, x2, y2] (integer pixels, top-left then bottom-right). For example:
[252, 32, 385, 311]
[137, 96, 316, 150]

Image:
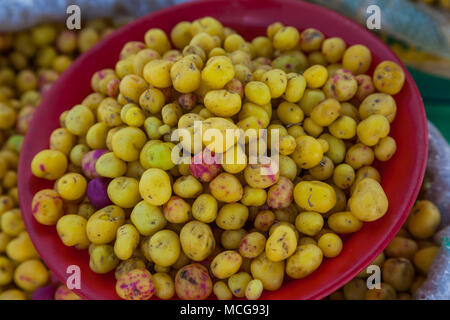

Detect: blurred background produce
[0, 0, 449, 300]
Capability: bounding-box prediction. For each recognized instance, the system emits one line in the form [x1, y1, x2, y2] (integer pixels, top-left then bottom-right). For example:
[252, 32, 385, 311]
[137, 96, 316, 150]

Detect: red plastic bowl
[19, 0, 427, 300]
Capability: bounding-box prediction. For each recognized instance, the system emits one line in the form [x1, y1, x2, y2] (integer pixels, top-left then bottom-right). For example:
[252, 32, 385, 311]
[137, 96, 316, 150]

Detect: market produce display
[0, 19, 114, 300]
[0, 2, 445, 300]
[26, 16, 417, 300]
